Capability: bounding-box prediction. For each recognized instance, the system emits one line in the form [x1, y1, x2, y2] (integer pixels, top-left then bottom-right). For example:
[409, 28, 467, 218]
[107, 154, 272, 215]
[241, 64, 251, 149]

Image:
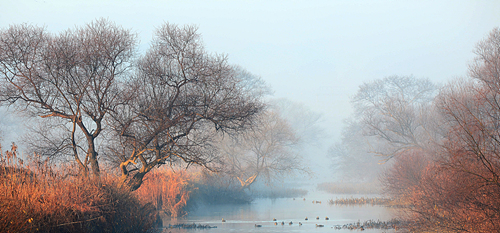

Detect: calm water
[160, 192, 398, 233]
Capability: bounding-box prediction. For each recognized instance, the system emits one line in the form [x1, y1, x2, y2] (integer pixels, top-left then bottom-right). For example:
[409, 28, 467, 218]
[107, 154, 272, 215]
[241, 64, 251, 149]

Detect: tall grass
[0, 143, 158, 233]
[134, 168, 193, 218]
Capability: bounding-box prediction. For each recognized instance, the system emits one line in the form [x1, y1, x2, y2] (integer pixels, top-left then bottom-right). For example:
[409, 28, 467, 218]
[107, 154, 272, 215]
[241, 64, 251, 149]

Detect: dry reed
[0, 143, 158, 233]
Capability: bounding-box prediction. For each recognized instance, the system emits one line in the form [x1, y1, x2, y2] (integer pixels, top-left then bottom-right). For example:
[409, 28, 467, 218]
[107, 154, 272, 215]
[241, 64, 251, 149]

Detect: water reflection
[160, 192, 397, 233]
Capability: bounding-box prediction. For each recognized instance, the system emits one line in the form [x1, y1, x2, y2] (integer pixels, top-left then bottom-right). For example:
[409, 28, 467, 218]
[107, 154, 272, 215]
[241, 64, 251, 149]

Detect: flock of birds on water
[169, 198, 405, 230]
[246, 216, 344, 229]
[218, 198, 405, 230]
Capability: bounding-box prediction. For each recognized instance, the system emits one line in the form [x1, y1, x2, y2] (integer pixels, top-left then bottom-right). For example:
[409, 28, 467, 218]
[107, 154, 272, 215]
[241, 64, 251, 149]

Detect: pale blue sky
[1, 0, 500, 143]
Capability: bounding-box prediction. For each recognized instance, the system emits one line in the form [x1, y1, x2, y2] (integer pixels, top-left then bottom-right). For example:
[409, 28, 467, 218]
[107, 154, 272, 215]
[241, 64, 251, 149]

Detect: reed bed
[328, 197, 394, 206]
[134, 168, 193, 218]
[0, 143, 158, 233]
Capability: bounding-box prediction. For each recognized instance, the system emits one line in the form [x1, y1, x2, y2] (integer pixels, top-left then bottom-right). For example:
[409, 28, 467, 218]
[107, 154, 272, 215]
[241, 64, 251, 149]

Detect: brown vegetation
[328, 197, 394, 206]
[134, 168, 193, 218]
[378, 28, 500, 232]
[0, 143, 158, 233]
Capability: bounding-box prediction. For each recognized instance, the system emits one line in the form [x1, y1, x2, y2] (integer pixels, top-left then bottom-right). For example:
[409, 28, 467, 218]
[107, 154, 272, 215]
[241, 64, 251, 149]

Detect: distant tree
[328, 119, 385, 182]
[352, 75, 439, 158]
[106, 23, 264, 191]
[0, 19, 137, 177]
[217, 109, 304, 190]
[271, 99, 325, 147]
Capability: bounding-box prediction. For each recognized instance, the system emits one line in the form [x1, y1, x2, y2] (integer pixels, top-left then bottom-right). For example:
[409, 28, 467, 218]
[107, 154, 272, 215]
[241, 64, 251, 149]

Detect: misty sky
[1, 0, 499, 144]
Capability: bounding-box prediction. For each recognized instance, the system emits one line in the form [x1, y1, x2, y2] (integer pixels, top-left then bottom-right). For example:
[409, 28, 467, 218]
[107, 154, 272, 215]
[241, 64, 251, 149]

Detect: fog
[1, 1, 499, 185]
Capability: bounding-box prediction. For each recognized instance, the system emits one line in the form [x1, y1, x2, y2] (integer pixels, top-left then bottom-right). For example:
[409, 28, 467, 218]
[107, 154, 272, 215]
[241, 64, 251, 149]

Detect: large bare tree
[0, 19, 137, 177]
[107, 24, 264, 191]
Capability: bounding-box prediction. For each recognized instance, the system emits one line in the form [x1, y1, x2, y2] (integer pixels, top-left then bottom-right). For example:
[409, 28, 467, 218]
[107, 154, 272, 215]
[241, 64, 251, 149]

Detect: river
[159, 192, 398, 233]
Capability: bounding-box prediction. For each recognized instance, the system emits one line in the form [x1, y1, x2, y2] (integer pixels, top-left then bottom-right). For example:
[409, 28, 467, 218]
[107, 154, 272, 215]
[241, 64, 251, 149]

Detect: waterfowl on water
[299, 222, 302, 226]
[289, 221, 293, 225]
[316, 224, 324, 227]
[316, 216, 320, 220]
[273, 218, 276, 221]
[325, 217, 329, 220]
[305, 217, 308, 220]
[281, 221, 285, 225]
[255, 224, 262, 227]
[274, 222, 278, 225]
[222, 218, 226, 222]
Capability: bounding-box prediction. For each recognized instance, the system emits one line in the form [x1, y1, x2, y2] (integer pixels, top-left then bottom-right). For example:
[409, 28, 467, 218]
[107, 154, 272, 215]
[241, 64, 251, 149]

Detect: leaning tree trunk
[119, 171, 146, 192]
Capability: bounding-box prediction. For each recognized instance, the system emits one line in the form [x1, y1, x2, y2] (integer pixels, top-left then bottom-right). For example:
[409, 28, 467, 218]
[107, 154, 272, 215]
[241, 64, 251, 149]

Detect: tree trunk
[87, 137, 100, 178]
[119, 171, 146, 192]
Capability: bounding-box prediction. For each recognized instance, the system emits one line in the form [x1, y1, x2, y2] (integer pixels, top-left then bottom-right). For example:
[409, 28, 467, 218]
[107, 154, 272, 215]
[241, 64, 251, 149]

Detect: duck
[255, 224, 262, 227]
[289, 221, 293, 225]
[316, 224, 324, 227]
[325, 217, 329, 220]
[316, 216, 320, 220]
[299, 222, 302, 226]
[273, 218, 276, 221]
[274, 222, 278, 225]
[305, 217, 308, 220]
[222, 218, 226, 222]
[281, 221, 285, 225]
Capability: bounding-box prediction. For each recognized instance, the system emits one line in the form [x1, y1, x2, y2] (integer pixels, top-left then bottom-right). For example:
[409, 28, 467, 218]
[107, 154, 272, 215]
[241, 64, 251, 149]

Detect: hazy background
[1, 0, 499, 181]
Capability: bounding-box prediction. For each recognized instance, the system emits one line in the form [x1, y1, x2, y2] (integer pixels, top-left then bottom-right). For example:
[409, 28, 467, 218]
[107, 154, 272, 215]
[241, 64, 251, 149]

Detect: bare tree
[328, 119, 386, 182]
[217, 109, 304, 190]
[0, 19, 137, 177]
[379, 28, 500, 232]
[352, 75, 439, 158]
[107, 23, 264, 191]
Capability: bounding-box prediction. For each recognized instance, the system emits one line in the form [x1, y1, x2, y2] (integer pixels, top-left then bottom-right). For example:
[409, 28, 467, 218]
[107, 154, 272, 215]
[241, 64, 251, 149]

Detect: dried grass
[0, 143, 158, 233]
[134, 168, 193, 218]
